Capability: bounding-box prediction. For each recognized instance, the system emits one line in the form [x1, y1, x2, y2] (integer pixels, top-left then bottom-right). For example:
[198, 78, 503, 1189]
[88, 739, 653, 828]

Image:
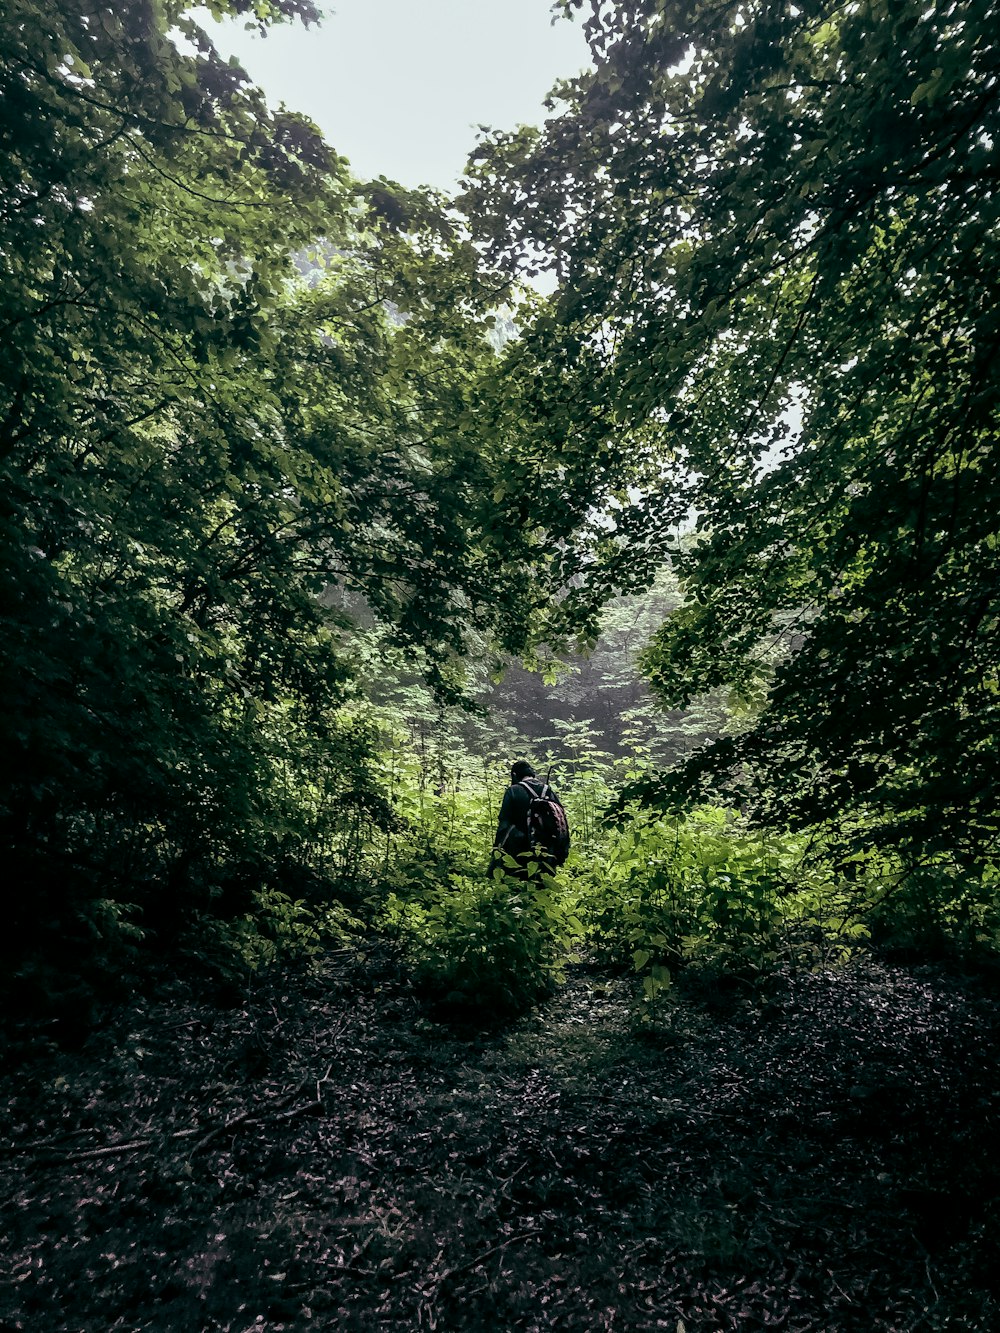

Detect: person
[489, 759, 567, 881]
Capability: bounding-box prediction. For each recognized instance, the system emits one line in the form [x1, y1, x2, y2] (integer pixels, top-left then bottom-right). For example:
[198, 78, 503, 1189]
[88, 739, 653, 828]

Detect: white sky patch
[199, 0, 593, 192]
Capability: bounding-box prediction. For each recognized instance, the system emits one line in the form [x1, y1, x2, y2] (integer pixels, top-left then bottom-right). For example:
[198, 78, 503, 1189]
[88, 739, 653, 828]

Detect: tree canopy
[4, 0, 999, 996]
[464, 0, 1000, 865]
[0, 0, 594, 972]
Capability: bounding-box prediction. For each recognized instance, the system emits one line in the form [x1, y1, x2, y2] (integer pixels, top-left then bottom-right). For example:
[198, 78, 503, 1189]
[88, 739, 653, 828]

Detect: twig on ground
[14, 1075, 318, 1166]
[438, 1228, 541, 1284]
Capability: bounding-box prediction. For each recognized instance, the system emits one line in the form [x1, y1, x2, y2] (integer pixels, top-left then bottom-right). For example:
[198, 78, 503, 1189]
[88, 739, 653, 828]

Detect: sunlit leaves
[464, 0, 1000, 866]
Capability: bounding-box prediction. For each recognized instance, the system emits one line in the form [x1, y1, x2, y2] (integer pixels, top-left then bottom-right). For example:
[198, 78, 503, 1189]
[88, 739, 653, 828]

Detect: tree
[0, 0, 559, 979]
[464, 0, 1000, 866]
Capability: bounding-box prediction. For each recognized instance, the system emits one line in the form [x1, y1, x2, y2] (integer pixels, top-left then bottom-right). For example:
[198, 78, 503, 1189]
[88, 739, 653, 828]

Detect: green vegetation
[467, 0, 1000, 867]
[2, 0, 999, 1028]
[0, 0, 577, 1004]
[4, 3, 1000, 1328]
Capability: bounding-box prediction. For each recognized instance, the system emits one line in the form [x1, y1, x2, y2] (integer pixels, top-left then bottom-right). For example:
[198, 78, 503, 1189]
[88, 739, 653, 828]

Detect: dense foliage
[464, 0, 1000, 872]
[4, 0, 998, 1017]
[5, 7, 1000, 1327]
[0, 0, 600, 995]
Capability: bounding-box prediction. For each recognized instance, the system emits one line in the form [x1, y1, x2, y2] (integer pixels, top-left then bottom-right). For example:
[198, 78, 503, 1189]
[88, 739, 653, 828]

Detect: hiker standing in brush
[490, 760, 570, 880]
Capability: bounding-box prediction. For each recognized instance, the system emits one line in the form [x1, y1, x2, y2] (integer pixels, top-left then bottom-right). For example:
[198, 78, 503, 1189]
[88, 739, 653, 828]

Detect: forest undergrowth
[3, 943, 1000, 1332]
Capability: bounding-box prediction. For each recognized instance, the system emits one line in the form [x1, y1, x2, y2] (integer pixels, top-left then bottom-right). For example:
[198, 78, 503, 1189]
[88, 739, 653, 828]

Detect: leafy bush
[867, 860, 1000, 962]
[379, 869, 583, 1019]
[189, 890, 365, 980]
[374, 785, 494, 896]
[578, 805, 870, 989]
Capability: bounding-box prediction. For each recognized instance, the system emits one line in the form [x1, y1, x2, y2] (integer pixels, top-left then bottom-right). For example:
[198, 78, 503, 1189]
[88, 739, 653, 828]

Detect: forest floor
[2, 947, 1000, 1332]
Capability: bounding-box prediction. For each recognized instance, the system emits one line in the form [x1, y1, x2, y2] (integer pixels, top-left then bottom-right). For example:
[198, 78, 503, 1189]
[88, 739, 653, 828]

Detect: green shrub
[867, 860, 1000, 961]
[190, 889, 365, 979]
[578, 805, 869, 987]
[379, 869, 583, 1019]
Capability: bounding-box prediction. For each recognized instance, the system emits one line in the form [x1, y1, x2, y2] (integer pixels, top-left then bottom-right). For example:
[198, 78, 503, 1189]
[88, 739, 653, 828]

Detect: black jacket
[491, 777, 561, 867]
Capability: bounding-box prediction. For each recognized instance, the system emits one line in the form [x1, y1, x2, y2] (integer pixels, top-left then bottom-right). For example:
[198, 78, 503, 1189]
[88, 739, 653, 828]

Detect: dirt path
[2, 952, 999, 1331]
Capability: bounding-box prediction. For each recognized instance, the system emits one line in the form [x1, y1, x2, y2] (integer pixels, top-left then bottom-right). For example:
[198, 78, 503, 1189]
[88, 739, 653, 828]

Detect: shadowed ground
[2, 951, 999, 1330]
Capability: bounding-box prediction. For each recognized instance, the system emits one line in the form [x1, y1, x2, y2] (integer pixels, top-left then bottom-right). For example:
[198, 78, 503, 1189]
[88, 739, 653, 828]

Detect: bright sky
[209, 1, 592, 192]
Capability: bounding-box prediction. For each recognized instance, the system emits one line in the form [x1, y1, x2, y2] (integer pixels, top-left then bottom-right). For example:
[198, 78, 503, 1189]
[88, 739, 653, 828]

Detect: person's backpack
[519, 779, 571, 866]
